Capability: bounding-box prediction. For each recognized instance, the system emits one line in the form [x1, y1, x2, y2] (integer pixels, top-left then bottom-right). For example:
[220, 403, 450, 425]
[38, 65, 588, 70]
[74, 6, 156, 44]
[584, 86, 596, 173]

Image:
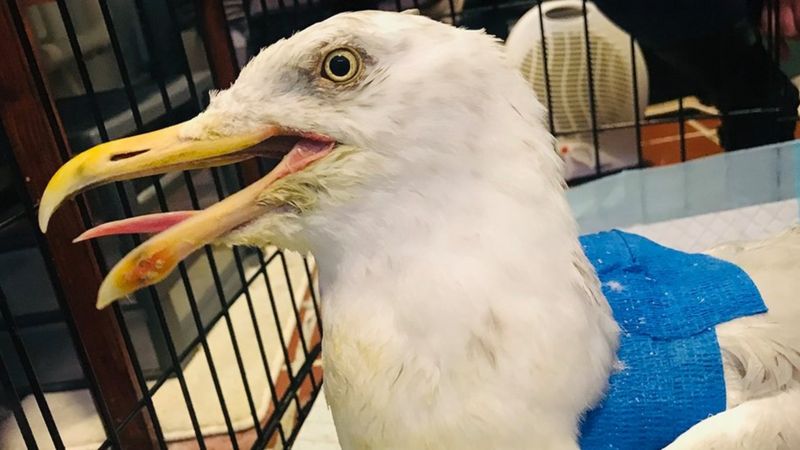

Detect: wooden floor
[640, 117, 800, 167]
[641, 118, 723, 166]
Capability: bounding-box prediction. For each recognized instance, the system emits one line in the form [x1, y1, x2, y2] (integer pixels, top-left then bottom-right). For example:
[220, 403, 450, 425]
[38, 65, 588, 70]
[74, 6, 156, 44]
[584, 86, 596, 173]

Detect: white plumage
[673, 229, 800, 449]
[38, 9, 800, 449]
[207, 11, 800, 449]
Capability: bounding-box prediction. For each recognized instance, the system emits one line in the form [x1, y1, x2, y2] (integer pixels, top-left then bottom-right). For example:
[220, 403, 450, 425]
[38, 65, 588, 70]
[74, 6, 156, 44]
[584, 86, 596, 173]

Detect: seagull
[38, 10, 800, 449]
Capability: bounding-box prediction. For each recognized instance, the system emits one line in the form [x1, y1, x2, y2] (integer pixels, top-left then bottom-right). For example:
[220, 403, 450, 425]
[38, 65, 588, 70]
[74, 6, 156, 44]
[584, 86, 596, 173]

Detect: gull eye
[322, 48, 360, 82]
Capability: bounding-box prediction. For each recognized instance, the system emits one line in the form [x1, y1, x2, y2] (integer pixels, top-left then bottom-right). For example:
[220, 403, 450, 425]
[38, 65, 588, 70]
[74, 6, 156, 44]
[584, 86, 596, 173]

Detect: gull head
[37, 10, 559, 309]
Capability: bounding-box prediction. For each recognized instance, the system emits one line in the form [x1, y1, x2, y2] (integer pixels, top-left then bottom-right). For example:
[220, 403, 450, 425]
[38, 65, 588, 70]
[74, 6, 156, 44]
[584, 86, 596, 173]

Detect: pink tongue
[74, 138, 333, 242]
[73, 211, 196, 242]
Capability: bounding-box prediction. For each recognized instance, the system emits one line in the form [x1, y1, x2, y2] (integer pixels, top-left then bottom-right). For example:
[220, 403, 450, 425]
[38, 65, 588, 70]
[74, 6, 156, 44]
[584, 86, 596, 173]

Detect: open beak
[39, 120, 334, 309]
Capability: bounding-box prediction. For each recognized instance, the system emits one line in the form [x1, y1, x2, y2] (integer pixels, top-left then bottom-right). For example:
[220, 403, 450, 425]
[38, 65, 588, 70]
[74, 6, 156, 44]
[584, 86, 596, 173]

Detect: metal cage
[0, 0, 797, 449]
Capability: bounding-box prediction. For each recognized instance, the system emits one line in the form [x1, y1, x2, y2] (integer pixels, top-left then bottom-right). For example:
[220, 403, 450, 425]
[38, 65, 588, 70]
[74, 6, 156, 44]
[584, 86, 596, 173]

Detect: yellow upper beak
[38, 122, 276, 233]
[38, 120, 329, 309]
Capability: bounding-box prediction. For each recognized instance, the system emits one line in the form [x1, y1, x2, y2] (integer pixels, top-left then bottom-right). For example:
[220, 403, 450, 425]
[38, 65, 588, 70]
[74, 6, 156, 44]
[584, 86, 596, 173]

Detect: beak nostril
[111, 149, 149, 162]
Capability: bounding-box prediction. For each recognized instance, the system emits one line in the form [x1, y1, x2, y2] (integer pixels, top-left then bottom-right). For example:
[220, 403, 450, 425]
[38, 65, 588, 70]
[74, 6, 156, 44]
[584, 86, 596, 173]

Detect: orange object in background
[640, 116, 800, 168]
[641, 119, 723, 167]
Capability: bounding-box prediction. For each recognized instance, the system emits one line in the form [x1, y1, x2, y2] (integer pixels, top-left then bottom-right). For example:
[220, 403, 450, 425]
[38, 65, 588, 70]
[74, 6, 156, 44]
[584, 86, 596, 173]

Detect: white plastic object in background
[505, 0, 649, 180]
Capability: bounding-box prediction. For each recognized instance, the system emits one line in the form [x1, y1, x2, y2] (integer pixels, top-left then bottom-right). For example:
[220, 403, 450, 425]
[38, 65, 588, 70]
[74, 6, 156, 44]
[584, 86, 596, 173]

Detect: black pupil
[329, 55, 351, 78]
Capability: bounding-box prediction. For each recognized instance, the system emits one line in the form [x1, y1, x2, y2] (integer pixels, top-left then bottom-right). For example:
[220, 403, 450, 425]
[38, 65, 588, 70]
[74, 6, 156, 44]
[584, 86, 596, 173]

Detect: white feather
[189, 10, 800, 449]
